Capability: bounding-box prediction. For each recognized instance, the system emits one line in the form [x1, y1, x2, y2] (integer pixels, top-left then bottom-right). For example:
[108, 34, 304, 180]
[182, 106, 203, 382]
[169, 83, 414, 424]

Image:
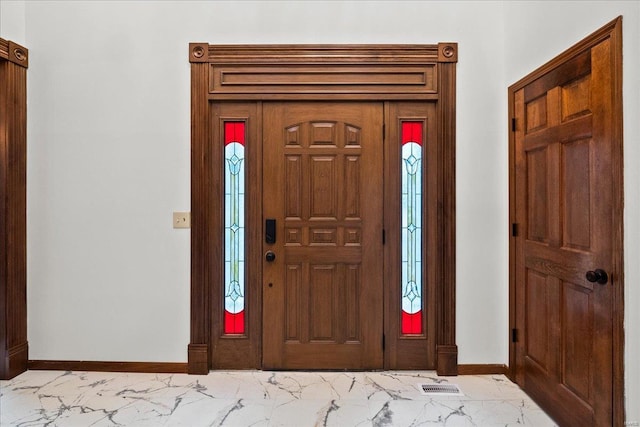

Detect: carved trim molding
[438, 42, 458, 63]
[189, 43, 208, 63]
[0, 40, 29, 68]
[203, 44, 443, 64]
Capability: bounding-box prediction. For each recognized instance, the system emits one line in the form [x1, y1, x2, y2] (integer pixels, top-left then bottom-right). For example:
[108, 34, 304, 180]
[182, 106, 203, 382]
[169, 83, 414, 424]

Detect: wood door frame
[188, 43, 459, 375]
[0, 38, 29, 380]
[508, 17, 624, 425]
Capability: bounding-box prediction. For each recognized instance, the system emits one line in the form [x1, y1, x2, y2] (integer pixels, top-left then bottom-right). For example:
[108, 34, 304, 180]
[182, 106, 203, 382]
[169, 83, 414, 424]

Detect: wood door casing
[510, 18, 623, 427]
[262, 102, 384, 369]
[0, 39, 29, 380]
[189, 44, 458, 375]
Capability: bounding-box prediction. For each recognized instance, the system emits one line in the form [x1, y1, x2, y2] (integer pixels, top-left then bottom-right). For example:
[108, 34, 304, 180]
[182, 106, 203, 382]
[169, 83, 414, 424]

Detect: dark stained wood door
[511, 21, 622, 426]
[262, 102, 384, 369]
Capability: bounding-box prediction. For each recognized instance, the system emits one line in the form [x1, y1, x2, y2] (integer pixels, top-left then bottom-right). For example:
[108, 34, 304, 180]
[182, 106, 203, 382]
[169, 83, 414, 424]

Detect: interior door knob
[586, 269, 608, 285]
[265, 251, 276, 262]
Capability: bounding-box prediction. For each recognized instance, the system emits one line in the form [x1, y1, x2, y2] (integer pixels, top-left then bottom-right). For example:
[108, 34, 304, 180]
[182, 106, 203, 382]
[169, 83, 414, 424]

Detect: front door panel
[262, 102, 384, 369]
[513, 29, 620, 426]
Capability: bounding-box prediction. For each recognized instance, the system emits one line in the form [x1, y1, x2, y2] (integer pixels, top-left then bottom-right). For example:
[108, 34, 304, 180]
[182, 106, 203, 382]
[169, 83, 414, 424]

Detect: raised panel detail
[344, 156, 361, 219]
[310, 156, 336, 218]
[310, 228, 337, 245]
[286, 125, 301, 146]
[309, 265, 335, 341]
[345, 265, 360, 341]
[285, 228, 302, 245]
[562, 281, 593, 402]
[285, 155, 302, 218]
[312, 122, 336, 146]
[562, 138, 591, 250]
[345, 228, 361, 245]
[526, 269, 549, 371]
[209, 64, 438, 95]
[527, 148, 548, 243]
[285, 265, 302, 341]
[345, 125, 361, 147]
[526, 95, 548, 133]
[562, 75, 591, 121]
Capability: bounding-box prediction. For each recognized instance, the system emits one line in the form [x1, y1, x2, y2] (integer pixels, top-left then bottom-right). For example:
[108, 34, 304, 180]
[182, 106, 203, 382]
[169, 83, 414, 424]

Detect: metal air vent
[417, 383, 463, 396]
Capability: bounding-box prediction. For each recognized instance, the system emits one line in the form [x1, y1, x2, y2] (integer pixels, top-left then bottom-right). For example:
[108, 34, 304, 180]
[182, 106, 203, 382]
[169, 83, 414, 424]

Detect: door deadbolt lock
[265, 251, 276, 262]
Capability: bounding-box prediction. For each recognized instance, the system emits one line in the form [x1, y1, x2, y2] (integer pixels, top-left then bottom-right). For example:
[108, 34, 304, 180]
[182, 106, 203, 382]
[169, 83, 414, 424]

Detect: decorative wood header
[189, 43, 459, 63]
[0, 39, 29, 68]
[189, 43, 457, 99]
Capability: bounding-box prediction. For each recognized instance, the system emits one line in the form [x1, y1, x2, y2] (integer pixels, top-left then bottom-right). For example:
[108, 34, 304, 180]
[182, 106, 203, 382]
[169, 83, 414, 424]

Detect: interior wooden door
[511, 20, 622, 426]
[262, 102, 384, 369]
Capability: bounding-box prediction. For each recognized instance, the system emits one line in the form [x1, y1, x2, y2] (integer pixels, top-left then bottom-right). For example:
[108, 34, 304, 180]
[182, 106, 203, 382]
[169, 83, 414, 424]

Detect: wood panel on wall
[0, 38, 29, 380]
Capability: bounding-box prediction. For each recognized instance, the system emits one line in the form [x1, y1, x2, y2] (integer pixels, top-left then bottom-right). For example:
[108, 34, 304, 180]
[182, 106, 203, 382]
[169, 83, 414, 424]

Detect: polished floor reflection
[1, 370, 556, 426]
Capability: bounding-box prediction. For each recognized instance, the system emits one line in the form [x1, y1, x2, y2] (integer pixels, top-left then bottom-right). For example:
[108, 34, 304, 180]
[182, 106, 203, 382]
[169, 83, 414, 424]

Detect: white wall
[21, 0, 639, 420]
[504, 2, 640, 423]
[26, 1, 193, 362]
[24, 0, 509, 364]
[0, 0, 26, 44]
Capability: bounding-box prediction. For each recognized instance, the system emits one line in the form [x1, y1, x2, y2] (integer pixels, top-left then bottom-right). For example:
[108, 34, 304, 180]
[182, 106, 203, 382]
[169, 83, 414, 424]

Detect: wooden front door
[262, 102, 384, 369]
[510, 19, 623, 426]
[189, 44, 458, 376]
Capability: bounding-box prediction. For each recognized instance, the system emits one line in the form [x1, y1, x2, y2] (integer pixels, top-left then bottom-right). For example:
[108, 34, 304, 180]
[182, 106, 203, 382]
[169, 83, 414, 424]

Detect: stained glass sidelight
[224, 122, 245, 334]
[401, 121, 423, 335]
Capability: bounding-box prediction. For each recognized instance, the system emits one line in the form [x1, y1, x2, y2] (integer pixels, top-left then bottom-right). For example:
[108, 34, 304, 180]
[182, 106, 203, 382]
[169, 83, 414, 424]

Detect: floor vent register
[417, 383, 464, 396]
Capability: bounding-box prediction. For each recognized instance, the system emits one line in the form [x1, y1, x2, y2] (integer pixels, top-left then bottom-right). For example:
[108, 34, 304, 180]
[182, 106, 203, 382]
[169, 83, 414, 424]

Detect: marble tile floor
[0, 370, 557, 426]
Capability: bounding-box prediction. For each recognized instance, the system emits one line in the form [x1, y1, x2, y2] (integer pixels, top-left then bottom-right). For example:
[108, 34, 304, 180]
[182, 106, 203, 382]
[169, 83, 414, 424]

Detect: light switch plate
[173, 212, 191, 229]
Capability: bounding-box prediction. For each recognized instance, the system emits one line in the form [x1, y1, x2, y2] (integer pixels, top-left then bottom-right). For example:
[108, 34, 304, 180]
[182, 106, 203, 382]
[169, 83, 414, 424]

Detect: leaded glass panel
[224, 122, 245, 334]
[401, 121, 423, 335]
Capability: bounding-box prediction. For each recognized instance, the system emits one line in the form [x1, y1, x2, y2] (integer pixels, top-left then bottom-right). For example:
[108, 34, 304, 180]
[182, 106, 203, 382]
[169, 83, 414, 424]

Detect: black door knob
[586, 269, 608, 285]
[265, 251, 276, 262]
